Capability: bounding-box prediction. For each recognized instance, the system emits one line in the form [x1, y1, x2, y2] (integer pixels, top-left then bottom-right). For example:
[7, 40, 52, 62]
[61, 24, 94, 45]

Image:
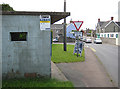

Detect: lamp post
[63, 0, 67, 51]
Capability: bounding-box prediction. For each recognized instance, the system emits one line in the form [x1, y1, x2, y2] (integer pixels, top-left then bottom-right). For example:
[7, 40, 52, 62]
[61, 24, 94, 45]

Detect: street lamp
[63, 0, 67, 51]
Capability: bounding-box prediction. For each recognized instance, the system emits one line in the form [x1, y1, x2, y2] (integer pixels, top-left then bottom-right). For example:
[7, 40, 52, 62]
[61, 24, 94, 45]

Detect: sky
[0, 0, 120, 30]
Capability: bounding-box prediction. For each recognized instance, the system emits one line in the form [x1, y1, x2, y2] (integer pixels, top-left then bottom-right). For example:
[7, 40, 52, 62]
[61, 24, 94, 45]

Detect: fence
[99, 32, 120, 45]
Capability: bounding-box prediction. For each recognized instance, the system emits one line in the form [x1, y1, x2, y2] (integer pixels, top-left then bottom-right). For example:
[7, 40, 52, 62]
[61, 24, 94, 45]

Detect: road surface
[55, 42, 119, 86]
[85, 43, 118, 86]
[56, 47, 114, 87]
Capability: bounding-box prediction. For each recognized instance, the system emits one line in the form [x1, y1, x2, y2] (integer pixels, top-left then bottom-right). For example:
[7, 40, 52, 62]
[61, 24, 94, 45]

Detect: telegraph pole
[63, 0, 67, 51]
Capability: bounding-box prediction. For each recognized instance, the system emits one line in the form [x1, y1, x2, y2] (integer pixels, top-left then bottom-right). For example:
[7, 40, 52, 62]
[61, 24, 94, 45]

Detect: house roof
[105, 21, 120, 28]
[101, 21, 110, 28]
[98, 21, 105, 27]
[2, 11, 70, 24]
[98, 20, 120, 29]
[116, 22, 120, 27]
[51, 24, 64, 30]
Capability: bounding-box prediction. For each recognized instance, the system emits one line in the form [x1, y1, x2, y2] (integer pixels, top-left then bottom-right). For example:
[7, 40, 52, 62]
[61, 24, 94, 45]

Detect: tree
[0, 4, 14, 11]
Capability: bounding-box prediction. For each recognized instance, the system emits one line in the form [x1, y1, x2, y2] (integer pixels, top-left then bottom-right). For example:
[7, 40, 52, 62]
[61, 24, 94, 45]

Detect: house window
[10, 32, 27, 41]
[116, 34, 118, 38]
[60, 30, 62, 32]
[56, 30, 58, 33]
[104, 34, 106, 37]
[108, 34, 109, 38]
[110, 34, 114, 37]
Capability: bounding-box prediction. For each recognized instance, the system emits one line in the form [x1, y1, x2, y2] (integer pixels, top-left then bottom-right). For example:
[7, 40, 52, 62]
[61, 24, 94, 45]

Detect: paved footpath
[51, 61, 68, 81]
[56, 47, 115, 87]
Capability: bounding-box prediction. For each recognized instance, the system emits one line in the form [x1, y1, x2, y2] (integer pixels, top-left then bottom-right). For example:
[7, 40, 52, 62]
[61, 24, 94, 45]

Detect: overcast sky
[0, 0, 120, 30]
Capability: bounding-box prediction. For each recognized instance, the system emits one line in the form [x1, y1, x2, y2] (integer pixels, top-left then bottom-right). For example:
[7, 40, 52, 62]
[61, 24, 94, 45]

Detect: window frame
[10, 32, 28, 41]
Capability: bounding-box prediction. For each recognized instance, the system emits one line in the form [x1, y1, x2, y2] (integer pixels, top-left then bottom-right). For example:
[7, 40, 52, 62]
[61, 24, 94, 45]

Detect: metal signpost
[72, 21, 83, 57]
[73, 32, 83, 57]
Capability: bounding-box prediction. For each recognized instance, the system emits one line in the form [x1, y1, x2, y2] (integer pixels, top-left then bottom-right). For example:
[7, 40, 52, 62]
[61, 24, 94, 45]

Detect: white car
[81, 37, 86, 42]
[85, 38, 92, 43]
[94, 38, 102, 44]
[53, 39, 58, 42]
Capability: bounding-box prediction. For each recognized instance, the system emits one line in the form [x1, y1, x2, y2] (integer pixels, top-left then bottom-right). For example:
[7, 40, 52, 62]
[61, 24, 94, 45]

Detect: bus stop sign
[72, 21, 83, 31]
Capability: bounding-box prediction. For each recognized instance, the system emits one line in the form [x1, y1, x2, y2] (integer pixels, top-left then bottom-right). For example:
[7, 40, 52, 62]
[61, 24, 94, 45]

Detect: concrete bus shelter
[1, 11, 70, 79]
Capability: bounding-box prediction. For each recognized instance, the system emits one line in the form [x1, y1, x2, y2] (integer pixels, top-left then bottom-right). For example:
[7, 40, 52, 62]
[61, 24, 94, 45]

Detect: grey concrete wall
[101, 37, 116, 45]
[2, 15, 51, 79]
[67, 37, 75, 42]
[118, 32, 120, 46]
[58, 36, 75, 43]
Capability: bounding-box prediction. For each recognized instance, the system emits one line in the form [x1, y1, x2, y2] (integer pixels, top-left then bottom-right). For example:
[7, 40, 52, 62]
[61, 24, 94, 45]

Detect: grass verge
[2, 78, 74, 88]
[51, 44, 85, 63]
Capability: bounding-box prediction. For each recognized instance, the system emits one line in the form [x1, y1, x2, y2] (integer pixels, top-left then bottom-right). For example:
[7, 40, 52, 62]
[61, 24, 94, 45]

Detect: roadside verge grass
[2, 78, 74, 88]
[51, 44, 85, 63]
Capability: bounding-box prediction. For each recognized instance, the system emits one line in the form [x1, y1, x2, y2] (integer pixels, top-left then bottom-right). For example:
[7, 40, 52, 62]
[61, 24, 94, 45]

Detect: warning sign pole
[77, 33, 79, 57]
[72, 21, 83, 57]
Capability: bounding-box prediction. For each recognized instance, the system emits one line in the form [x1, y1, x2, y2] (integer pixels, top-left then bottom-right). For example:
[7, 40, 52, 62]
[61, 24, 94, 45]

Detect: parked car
[80, 37, 83, 41]
[94, 38, 102, 44]
[85, 38, 92, 43]
[82, 38, 86, 42]
[53, 38, 58, 42]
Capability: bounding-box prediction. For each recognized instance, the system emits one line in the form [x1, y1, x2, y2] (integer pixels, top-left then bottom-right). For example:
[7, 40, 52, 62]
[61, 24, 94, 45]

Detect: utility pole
[63, 0, 67, 51]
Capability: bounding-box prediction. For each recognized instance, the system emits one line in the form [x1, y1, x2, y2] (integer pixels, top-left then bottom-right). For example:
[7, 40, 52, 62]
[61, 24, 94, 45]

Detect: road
[56, 46, 114, 87]
[85, 43, 118, 86]
[56, 42, 119, 86]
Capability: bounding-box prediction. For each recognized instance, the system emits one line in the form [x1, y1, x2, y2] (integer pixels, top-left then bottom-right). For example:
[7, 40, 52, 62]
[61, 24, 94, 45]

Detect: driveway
[56, 47, 114, 87]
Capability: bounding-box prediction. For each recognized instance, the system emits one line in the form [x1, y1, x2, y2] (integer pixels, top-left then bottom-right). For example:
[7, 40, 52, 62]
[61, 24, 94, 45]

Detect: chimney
[111, 17, 114, 20]
[98, 18, 100, 22]
[70, 19, 73, 23]
[70, 21, 73, 23]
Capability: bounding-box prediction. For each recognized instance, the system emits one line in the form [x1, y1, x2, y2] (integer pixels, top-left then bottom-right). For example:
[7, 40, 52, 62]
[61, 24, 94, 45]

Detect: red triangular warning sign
[73, 21, 83, 31]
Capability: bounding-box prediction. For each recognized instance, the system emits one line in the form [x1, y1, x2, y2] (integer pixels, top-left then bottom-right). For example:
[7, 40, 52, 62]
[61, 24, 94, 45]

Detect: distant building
[84, 28, 96, 37]
[96, 17, 120, 45]
[66, 21, 76, 39]
[96, 17, 120, 33]
[51, 24, 64, 40]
